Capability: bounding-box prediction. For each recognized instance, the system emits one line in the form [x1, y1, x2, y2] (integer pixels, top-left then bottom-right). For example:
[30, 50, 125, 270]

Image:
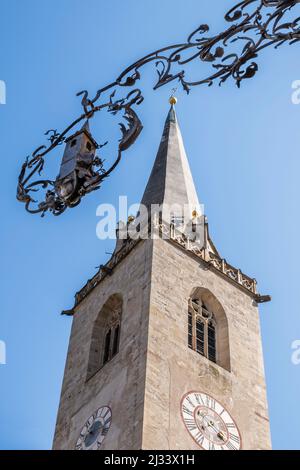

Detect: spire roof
[140, 103, 202, 223]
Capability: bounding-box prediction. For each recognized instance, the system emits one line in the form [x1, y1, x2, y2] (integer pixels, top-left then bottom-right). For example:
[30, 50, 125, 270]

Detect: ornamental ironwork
[17, 0, 300, 216]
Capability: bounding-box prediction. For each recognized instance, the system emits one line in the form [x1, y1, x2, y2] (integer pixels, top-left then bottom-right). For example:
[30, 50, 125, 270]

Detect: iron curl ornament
[17, 0, 300, 216]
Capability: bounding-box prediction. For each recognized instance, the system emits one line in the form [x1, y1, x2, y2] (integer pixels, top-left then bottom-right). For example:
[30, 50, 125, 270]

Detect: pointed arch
[188, 287, 231, 372]
[87, 293, 122, 380]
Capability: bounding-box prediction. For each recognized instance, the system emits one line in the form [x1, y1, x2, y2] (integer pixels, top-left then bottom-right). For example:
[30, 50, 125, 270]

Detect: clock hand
[200, 413, 225, 439]
[199, 413, 218, 432]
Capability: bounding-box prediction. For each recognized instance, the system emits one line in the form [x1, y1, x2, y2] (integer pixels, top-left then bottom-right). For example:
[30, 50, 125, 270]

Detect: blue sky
[1, 0, 300, 450]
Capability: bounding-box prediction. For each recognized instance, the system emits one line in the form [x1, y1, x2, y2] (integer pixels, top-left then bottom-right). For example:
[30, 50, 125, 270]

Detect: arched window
[188, 288, 230, 371]
[87, 294, 122, 380]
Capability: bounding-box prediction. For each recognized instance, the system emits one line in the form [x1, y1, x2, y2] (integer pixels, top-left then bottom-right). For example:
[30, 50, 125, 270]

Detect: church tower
[53, 99, 271, 450]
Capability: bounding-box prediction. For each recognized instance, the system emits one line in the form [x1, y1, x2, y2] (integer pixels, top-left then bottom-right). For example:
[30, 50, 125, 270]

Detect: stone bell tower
[53, 98, 271, 450]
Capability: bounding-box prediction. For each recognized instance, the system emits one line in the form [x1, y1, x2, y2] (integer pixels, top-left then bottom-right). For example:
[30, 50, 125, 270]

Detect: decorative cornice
[158, 221, 270, 303]
[62, 220, 270, 316]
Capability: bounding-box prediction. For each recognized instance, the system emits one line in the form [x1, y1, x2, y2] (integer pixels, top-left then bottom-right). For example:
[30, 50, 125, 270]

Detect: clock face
[75, 406, 112, 450]
[181, 392, 241, 450]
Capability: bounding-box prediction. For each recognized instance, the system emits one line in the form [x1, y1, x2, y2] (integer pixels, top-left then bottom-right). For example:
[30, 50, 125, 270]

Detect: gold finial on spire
[169, 88, 177, 106]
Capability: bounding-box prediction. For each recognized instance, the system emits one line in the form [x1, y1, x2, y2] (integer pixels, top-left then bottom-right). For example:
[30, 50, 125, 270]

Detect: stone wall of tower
[141, 238, 271, 450]
[53, 99, 271, 451]
[53, 240, 153, 450]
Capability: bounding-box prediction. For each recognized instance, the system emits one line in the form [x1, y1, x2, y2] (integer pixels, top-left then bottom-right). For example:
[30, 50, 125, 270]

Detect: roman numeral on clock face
[195, 432, 205, 446]
[229, 433, 240, 444]
[226, 422, 236, 429]
[195, 393, 205, 405]
[226, 441, 238, 450]
[186, 396, 195, 407]
[187, 424, 197, 432]
[206, 397, 216, 410]
[184, 418, 197, 431]
[182, 405, 193, 416]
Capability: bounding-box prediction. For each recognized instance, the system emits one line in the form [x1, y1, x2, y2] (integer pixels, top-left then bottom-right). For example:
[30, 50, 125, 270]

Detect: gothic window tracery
[187, 287, 231, 372]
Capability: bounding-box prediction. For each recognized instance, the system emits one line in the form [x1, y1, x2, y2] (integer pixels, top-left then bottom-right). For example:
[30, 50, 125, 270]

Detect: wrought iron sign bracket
[16, 0, 300, 216]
